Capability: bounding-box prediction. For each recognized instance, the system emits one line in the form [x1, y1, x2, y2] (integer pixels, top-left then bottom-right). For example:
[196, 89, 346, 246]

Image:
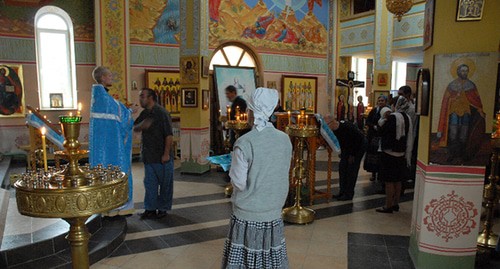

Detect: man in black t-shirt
[326, 116, 367, 200]
[134, 88, 174, 219]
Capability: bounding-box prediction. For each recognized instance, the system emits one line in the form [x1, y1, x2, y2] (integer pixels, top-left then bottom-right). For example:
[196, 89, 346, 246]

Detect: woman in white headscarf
[222, 88, 293, 269]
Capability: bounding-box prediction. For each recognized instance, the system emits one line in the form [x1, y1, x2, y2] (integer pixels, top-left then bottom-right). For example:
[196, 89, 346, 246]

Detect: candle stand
[282, 124, 318, 224]
[14, 115, 128, 269]
[477, 138, 500, 249]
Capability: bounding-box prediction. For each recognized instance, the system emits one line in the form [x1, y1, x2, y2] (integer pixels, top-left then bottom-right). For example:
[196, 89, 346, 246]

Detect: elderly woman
[364, 95, 389, 181]
[376, 96, 413, 213]
[222, 88, 293, 269]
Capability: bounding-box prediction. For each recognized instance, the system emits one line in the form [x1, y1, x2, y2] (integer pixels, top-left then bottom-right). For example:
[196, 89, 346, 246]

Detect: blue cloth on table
[89, 84, 134, 214]
[207, 154, 232, 171]
[315, 114, 341, 153]
[25, 113, 64, 149]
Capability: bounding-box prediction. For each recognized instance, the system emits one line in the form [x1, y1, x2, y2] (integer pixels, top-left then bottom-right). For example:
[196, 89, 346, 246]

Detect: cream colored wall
[419, 0, 500, 164]
[0, 65, 95, 154]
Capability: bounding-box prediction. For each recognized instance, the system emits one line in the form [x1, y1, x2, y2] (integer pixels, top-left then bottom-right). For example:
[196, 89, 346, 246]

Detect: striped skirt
[222, 215, 289, 269]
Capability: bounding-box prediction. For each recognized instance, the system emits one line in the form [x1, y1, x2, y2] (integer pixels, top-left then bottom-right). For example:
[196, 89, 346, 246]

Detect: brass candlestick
[14, 115, 128, 269]
[282, 124, 318, 224]
[477, 138, 500, 249]
[223, 120, 250, 197]
[219, 115, 231, 153]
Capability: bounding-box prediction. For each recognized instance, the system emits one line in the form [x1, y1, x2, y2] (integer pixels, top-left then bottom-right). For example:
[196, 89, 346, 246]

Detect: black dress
[363, 107, 382, 172]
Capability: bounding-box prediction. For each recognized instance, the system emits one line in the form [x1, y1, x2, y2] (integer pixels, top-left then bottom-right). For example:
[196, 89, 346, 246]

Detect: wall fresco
[210, 0, 328, 55]
[130, 0, 329, 55]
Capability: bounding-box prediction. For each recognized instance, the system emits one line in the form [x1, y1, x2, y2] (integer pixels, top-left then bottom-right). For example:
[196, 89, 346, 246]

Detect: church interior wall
[418, 0, 500, 165]
[1, 1, 333, 155]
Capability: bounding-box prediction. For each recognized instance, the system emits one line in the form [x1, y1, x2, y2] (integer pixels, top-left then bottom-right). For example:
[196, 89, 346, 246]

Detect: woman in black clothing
[364, 95, 388, 181]
[376, 96, 413, 213]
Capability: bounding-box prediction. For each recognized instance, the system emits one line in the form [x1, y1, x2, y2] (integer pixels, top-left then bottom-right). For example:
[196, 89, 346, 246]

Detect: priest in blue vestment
[89, 67, 134, 216]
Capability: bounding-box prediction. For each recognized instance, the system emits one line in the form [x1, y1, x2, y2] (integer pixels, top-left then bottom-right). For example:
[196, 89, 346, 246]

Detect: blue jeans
[144, 160, 174, 211]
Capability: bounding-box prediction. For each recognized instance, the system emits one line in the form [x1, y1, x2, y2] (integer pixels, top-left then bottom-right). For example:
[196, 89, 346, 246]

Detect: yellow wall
[419, 0, 500, 164]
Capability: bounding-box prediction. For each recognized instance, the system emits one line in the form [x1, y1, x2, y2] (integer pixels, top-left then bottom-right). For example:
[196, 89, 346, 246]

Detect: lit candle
[236, 115, 240, 121]
[41, 127, 48, 172]
[288, 111, 291, 126]
[77, 102, 82, 116]
[494, 112, 500, 138]
[69, 112, 73, 117]
[226, 105, 230, 116]
[297, 115, 301, 127]
[305, 115, 309, 128]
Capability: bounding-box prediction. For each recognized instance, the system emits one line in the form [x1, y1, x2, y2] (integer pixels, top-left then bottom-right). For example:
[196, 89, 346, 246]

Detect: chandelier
[386, 0, 413, 22]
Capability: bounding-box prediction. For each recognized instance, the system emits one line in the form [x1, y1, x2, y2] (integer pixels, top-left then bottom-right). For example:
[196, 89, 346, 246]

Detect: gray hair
[92, 66, 110, 84]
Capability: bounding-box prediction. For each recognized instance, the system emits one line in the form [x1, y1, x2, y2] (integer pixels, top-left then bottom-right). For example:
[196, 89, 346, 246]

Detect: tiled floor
[88, 150, 417, 269]
[3, 150, 499, 268]
[348, 233, 414, 269]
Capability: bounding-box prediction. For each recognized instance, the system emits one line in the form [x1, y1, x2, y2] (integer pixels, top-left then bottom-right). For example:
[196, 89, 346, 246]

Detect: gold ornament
[386, 0, 413, 22]
[14, 115, 128, 269]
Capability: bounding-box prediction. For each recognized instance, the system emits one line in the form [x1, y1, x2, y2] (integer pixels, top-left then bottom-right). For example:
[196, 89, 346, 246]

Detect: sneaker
[157, 211, 167, 219]
[140, 210, 157, 219]
[375, 207, 393, 213]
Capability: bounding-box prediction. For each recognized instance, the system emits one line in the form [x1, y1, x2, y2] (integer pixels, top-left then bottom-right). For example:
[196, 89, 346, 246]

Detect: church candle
[77, 102, 82, 116]
[236, 115, 240, 121]
[305, 115, 308, 128]
[297, 115, 301, 127]
[288, 111, 291, 126]
[41, 127, 48, 172]
[226, 105, 230, 116]
[494, 112, 500, 138]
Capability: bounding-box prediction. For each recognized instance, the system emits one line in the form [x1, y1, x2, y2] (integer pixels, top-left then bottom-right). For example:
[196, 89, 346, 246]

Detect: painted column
[373, 0, 393, 94]
[410, 162, 485, 268]
[94, 0, 130, 102]
[179, 0, 210, 174]
[409, 1, 500, 268]
[327, 0, 337, 114]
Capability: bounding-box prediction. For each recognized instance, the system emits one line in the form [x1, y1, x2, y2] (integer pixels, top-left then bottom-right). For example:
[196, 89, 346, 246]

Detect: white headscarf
[394, 96, 414, 167]
[247, 87, 279, 131]
[379, 107, 391, 118]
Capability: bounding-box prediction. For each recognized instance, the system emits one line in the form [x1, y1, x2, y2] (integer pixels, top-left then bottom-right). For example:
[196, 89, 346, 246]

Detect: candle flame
[69, 112, 73, 116]
[41, 127, 46, 135]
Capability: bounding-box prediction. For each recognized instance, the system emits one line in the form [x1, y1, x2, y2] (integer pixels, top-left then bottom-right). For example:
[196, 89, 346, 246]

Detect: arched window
[209, 42, 262, 86]
[35, 6, 77, 110]
[209, 43, 257, 70]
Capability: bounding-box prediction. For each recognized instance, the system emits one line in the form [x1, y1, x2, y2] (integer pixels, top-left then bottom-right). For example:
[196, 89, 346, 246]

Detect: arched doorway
[208, 41, 263, 154]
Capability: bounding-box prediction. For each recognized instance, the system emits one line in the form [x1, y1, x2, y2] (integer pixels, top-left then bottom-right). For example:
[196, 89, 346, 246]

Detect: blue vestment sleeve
[89, 84, 134, 210]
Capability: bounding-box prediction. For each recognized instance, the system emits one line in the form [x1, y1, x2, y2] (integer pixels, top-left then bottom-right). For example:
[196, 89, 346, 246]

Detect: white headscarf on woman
[394, 96, 414, 167]
[247, 87, 279, 131]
